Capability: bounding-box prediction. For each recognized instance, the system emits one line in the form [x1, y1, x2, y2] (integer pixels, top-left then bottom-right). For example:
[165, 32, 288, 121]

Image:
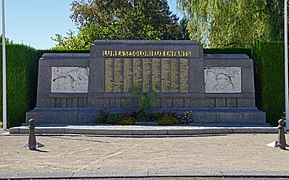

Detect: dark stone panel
[162, 98, 173, 108]
[173, 98, 184, 108]
[238, 98, 256, 108]
[77, 98, 84, 108]
[66, 98, 73, 108]
[110, 98, 116, 108]
[227, 98, 237, 108]
[215, 98, 226, 108]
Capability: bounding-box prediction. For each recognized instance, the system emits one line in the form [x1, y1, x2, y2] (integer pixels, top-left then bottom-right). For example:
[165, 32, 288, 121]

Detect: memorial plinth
[26, 40, 266, 125]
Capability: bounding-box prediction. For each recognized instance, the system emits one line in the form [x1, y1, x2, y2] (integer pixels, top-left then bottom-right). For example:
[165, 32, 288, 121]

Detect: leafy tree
[177, 0, 284, 48]
[179, 17, 190, 40]
[53, 0, 183, 49]
[0, 35, 13, 44]
[266, 0, 284, 41]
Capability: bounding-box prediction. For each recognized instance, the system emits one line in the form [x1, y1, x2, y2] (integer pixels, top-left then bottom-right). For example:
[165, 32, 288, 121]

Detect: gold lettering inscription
[113, 58, 123, 92]
[105, 58, 189, 93]
[124, 58, 133, 92]
[143, 58, 152, 92]
[171, 59, 180, 92]
[105, 58, 114, 92]
[102, 50, 193, 57]
[133, 58, 142, 88]
[162, 58, 171, 92]
[180, 58, 189, 93]
[152, 58, 161, 92]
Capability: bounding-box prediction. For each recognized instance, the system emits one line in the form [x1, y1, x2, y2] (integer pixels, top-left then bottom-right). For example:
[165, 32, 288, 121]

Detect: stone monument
[26, 40, 266, 124]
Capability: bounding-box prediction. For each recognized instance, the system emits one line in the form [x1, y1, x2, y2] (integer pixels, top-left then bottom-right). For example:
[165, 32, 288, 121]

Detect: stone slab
[9, 123, 276, 136]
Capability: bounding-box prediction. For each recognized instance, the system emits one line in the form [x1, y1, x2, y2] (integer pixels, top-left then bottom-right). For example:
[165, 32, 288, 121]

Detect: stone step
[9, 123, 277, 136]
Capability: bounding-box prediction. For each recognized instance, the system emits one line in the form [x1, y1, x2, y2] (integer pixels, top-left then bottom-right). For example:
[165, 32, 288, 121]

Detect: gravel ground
[0, 132, 289, 179]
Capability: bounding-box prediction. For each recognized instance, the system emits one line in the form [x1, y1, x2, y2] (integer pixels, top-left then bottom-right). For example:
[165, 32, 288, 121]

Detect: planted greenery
[118, 112, 136, 125]
[179, 111, 193, 124]
[98, 109, 110, 124]
[132, 86, 159, 121]
[252, 41, 284, 125]
[98, 111, 136, 125]
[0, 45, 40, 127]
[156, 112, 180, 125]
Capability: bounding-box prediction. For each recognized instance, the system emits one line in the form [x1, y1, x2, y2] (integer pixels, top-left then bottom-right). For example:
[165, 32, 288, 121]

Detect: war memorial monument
[26, 40, 266, 125]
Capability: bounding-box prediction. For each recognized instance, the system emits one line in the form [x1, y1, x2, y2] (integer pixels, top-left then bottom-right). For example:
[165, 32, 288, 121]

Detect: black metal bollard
[28, 119, 37, 150]
[278, 119, 286, 150]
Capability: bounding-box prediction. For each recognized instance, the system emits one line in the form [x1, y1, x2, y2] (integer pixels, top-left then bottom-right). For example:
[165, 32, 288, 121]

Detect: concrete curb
[8, 124, 277, 136]
[1, 170, 289, 179]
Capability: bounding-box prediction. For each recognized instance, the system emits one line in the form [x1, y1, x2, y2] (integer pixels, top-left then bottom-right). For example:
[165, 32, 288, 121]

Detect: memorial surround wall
[26, 40, 266, 124]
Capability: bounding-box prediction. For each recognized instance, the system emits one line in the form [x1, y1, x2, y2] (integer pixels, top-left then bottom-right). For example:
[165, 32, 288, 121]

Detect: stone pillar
[28, 119, 37, 150]
[278, 119, 286, 150]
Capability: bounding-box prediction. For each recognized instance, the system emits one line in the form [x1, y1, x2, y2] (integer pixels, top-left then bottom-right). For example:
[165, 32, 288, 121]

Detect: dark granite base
[26, 108, 266, 125]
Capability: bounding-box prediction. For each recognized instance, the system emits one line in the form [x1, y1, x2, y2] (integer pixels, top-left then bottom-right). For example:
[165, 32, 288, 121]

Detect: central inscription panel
[89, 40, 205, 108]
[105, 57, 189, 93]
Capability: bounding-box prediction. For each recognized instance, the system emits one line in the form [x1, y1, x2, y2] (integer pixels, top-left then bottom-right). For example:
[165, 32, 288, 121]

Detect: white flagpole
[285, 0, 289, 131]
[2, 0, 6, 130]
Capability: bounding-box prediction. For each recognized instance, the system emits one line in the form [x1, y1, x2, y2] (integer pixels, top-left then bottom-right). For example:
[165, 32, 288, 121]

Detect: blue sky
[1, 0, 183, 49]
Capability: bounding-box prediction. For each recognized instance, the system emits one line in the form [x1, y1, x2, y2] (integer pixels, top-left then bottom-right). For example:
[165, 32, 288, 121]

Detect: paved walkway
[1, 129, 289, 179]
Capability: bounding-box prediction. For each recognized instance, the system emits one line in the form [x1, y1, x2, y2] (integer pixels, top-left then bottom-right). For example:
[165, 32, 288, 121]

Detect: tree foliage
[177, 0, 284, 48]
[53, 0, 183, 49]
[0, 35, 14, 44]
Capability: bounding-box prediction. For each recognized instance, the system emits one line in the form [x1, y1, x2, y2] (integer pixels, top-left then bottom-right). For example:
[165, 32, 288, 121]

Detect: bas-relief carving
[51, 67, 89, 93]
[205, 67, 241, 93]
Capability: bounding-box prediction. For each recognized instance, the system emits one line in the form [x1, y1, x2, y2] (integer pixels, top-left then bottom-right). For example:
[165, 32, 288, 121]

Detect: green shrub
[156, 112, 180, 125]
[119, 112, 136, 125]
[98, 111, 136, 125]
[179, 111, 193, 124]
[0, 44, 40, 127]
[98, 109, 110, 124]
[119, 117, 135, 125]
[252, 41, 284, 125]
[106, 114, 122, 124]
[132, 85, 159, 121]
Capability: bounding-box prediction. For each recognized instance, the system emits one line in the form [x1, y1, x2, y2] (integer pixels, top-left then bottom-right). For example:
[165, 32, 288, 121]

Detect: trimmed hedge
[252, 42, 285, 125]
[0, 44, 39, 127]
